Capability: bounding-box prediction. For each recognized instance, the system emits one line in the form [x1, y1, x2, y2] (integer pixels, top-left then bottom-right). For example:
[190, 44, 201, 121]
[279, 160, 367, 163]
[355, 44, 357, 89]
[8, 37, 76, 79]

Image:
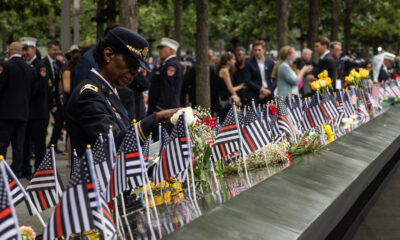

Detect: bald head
[8, 42, 22, 57]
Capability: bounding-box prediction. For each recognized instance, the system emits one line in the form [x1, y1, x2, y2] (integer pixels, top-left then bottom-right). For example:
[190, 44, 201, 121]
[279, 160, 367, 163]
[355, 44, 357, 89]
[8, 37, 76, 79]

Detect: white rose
[170, 107, 196, 127]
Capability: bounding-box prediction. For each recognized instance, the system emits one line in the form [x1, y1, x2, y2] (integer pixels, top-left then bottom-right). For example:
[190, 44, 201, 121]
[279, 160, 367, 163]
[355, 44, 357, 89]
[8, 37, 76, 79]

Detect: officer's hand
[156, 108, 180, 123]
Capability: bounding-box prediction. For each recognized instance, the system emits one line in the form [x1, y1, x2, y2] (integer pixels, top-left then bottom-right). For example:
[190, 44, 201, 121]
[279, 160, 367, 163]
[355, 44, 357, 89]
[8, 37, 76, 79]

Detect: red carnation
[285, 151, 291, 160]
[268, 104, 278, 115]
[201, 117, 216, 128]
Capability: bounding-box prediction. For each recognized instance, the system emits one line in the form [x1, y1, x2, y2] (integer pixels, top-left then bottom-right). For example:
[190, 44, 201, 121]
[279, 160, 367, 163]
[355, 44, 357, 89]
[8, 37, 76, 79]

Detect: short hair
[235, 46, 246, 53]
[302, 48, 312, 56]
[330, 41, 342, 50]
[47, 40, 59, 49]
[316, 37, 330, 48]
[252, 40, 266, 49]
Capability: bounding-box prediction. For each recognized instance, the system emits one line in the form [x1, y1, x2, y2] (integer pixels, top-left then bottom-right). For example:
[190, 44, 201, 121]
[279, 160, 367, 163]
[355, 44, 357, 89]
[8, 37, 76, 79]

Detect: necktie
[52, 61, 57, 79]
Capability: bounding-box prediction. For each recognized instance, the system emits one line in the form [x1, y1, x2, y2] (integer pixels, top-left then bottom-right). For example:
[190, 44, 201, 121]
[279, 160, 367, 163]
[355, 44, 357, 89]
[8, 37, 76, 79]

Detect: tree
[195, 0, 210, 108]
[330, 0, 339, 41]
[343, 0, 354, 53]
[307, 0, 319, 51]
[174, 0, 181, 59]
[120, 0, 138, 31]
[276, 0, 290, 50]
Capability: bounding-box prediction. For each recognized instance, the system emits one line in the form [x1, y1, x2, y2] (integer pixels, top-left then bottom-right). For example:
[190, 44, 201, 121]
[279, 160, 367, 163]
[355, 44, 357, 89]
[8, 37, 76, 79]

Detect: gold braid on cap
[126, 45, 149, 58]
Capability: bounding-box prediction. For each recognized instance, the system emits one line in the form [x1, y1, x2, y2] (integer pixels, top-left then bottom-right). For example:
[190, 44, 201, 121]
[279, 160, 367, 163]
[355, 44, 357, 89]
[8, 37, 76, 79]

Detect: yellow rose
[311, 81, 320, 91]
[325, 77, 332, 86]
[319, 79, 327, 88]
[345, 76, 353, 84]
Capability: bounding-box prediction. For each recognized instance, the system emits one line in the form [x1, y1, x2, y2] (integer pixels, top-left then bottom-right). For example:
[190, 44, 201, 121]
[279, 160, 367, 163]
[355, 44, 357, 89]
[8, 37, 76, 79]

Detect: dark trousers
[22, 119, 47, 175]
[49, 107, 64, 148]
[0, 120, 27, 175]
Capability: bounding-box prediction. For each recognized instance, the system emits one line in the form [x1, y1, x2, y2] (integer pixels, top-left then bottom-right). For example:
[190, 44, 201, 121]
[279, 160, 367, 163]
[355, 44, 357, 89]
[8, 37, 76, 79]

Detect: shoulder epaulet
[80, 84, 98, 94]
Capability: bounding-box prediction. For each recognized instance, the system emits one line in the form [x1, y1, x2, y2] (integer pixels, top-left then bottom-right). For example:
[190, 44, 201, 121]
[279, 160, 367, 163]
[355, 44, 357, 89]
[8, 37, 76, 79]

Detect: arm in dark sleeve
[137, 113, 158, 143]
[244, 60, 262, 93]
[163, 63, 182, 108]
[0, 63, 8, 95]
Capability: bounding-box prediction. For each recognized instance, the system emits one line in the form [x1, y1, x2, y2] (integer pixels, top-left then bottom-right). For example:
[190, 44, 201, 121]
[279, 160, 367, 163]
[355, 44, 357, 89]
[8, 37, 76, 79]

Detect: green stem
[216, 160, 228, 199]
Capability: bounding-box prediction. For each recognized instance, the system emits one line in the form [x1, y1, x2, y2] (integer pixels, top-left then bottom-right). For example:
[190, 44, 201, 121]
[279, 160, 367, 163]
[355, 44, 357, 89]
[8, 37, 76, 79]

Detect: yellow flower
[345, 76, 353, 84]
[311, 81, 320, 91]
[318, 70, 328, 79]
[325, 77, 332, 86]
[318, 79, 327, 88]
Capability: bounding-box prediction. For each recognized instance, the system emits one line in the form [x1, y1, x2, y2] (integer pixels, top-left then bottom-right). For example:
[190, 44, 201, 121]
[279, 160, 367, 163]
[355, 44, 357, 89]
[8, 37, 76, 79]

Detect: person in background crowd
[20, 37, 54, 178]
[66, 27, 177, 156]
[0, 42, 35, 177]
[208, 49, 219, 67]
[183, 50, 195, 69]
[56, 52, 65, 64]
[244, 40, 276, 105]
[43, 40, 64, 153]
[294, 48, 314, 97]
[216, 52, 244, 122]
[372, 52, 395, 82]
[265, 51, 274, 60]
[307, 37, 336, 89]
[147, 37, 183, 115]
[233, 47, 248, 106]
[330, 41, 345, 90]
[272, 46, 313, 97]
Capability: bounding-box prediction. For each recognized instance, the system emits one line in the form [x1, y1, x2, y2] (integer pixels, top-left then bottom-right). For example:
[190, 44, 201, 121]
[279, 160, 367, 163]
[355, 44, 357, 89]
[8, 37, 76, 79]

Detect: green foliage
[1, 0, 400, 53]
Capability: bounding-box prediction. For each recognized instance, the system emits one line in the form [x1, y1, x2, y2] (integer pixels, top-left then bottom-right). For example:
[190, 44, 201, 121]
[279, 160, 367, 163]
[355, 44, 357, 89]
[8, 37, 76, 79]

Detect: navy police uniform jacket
[0, 56, 35, 121]
[29, 57, 55, 120]
[244, 57, 276, 105]
[147, 56, 182, 115]
[66, 70, 157, 156]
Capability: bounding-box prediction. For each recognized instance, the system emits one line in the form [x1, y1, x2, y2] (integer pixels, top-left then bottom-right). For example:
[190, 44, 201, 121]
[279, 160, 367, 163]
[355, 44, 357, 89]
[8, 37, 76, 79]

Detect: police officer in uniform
[147, 38, 183, 115]
[66, 27, 178, 156]
[20, 37, 55, 177]
[0, 42, 35, 177]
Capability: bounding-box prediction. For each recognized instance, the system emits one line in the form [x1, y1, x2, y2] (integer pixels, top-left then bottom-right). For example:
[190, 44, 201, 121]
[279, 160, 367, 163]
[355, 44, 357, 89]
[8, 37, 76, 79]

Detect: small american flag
[26, 148, 64, 212]
[303, 95, 325, 130]
[42, 157, 94, 240]
[241, 107, 271, 155]
[119, 123, 146, 189]
[153, 115, 191, 185]
[85, 149, 117, 240]
[92, 135, 112, 195]
[0, 162, 21, 240]
[276, 98, 296, 140]
[210, 107, 241, 164]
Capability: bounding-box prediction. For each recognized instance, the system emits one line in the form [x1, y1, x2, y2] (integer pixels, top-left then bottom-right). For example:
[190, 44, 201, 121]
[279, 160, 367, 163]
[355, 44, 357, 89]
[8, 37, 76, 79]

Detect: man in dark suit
[20, 37, 55, 177]
[42, 41, 64, 153]
[244, 40, 276, 106]
[0, 42, 35, 177]
[307, 37, 337, 89]
[148, 37, 183, 115]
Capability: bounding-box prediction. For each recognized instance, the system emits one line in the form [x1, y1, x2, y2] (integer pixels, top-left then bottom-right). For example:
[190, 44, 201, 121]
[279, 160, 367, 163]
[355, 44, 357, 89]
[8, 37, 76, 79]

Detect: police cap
[103, 27, 150, 71]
